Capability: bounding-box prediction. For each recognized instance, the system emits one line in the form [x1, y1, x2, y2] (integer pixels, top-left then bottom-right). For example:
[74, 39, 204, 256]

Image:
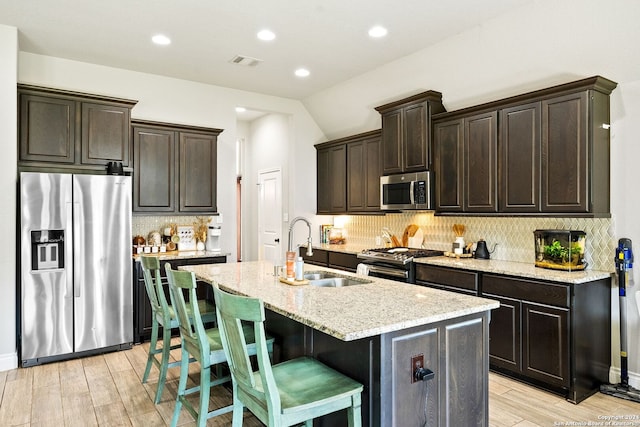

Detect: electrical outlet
[411, 354, 424, 384]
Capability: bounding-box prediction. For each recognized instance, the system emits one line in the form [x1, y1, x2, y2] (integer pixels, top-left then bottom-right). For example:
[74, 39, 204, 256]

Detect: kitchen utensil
[402, 224, 419, 247]
[474, 239, 497, 259]
[391, 234, 401, 247]
[453, 224, 465, 237]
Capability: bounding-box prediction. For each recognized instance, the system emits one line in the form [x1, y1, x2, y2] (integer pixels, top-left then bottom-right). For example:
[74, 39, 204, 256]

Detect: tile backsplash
[337, 213, 616, 272]
[132, 215, 209, 240]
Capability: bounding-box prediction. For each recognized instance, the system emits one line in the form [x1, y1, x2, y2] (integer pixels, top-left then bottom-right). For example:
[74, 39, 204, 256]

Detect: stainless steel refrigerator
[19, 172, 133, 367]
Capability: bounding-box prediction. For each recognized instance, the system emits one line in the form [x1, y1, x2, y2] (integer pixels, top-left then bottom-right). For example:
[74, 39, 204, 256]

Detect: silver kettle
[474, 239, 496, 259]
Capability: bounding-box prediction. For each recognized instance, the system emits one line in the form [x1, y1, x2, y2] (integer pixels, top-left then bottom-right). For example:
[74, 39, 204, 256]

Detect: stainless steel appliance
[19, 172, 133, 367]
[357, 247, 443, 283]
[380, 171, 433, 210]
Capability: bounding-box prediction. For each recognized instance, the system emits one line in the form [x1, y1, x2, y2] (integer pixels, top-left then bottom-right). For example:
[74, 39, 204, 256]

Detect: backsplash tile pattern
[132, 215, 206, 240]
[341, 213, 615, 272]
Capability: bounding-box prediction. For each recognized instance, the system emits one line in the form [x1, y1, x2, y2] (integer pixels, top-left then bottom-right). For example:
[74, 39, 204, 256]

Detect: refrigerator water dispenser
[31, 230, 65, 271]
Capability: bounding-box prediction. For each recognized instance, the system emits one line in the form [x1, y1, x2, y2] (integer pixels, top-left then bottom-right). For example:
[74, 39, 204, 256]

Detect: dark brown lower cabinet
[133, 255, 226, 343]
[415, 264, 478, 295]
[416, 264, 610, 403]
[482, 273, 609, 403]
[265, 308, 490, 426]
[299, 247, 328, 267]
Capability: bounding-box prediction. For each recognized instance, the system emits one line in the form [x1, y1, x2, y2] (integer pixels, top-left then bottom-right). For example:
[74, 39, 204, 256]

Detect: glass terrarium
[534, 230, 587, 271]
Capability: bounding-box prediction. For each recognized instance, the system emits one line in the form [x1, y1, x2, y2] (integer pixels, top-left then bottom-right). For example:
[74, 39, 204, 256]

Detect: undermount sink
[303, 271, 371, 287]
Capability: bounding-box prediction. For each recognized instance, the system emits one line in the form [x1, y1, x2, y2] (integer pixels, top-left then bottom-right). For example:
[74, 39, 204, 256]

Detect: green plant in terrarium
[543, 240, 582, 263]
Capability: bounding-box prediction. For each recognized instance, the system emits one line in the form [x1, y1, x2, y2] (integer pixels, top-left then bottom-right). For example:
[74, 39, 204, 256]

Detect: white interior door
[258, 168, 282, 264]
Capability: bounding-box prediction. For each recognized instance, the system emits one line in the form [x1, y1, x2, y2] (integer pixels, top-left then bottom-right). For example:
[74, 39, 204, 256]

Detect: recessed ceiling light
[368, 26, 388, 38]
[235, 107, 246, 113]
[294, 68, 310, 78]
[152, 34, 171, 45]
[257, 29, 276, 41]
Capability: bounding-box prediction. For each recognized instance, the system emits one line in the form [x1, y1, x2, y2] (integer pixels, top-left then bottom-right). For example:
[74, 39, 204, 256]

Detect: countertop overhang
[180, 260, 499, 342]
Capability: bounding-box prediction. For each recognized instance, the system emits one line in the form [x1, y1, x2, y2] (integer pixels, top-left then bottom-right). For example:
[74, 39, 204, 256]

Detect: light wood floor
[0, 341, 638, 426]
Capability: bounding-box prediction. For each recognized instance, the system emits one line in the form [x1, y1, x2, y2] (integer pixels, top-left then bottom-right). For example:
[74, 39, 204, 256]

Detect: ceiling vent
[229, 55, 263, 67]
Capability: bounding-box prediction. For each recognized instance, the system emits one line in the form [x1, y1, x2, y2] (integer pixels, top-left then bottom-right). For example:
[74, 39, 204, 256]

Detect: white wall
[0, 51, 324, 370]
[302, 0, 640, 385]
[0, 25, 18, 371]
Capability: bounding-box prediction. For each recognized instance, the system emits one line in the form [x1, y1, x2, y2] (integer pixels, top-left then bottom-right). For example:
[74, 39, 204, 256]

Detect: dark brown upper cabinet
[433, 119, 463, 212]
[132, 120, 222, 215]
[433, 76, 616, 217]
[499, 102, 541, 213]
[433, 112, 497, 213]
[316, 143, 346, 214]
[316, 130, 382, 214]
[347, 131, 382, 212]
[375, 91, 446, 175]
[18, 85, 136, 170]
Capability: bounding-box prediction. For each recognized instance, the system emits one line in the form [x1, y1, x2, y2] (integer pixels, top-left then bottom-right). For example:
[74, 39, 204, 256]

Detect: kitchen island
[181, 260, 499, 427]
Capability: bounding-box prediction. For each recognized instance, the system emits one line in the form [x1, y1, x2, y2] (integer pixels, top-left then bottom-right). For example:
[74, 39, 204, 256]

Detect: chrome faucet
[288, 216, 313, 256]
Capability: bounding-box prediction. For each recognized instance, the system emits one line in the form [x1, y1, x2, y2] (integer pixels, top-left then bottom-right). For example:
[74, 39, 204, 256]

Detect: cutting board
[279, 277, 309, 286]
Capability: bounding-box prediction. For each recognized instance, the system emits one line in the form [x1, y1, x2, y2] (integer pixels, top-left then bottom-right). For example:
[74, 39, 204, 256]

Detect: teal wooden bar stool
[212, 284, 364, 427]
[139, 255, 217, 404]
[165, 265, 275, 427]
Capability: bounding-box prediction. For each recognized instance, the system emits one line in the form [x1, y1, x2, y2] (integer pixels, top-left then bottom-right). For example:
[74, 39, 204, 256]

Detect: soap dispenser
[294, 257, 304, 281]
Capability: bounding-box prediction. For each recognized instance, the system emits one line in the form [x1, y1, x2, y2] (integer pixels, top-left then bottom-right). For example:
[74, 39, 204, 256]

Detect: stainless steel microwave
[380, 171, 433, 210]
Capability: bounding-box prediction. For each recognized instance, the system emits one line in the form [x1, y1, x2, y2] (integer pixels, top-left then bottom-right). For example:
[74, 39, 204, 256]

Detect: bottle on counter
[286, 251, 296, 279]
[295, 257, 304, 281]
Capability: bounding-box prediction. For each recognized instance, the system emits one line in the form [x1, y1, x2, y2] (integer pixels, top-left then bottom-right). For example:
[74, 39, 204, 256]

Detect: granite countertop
[181, 260, 498, 342]
[306, 244, 613, 285]
[415, 256, 613, 284]
[133, 250, 231, 262]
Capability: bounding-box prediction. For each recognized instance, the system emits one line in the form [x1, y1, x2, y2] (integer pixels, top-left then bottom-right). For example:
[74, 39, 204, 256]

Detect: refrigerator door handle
[72, 201, 81, 298]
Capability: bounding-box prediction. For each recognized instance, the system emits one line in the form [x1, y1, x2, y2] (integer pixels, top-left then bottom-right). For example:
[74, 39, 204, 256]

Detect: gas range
[357, 247, 444, 265]
[357, 247, 444, 283]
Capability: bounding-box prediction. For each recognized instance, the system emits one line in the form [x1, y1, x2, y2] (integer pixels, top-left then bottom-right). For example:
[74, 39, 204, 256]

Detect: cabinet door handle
[274, 238, 280, 243]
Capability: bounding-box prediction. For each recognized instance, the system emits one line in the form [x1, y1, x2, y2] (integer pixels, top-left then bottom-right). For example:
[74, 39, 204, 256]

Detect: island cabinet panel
[132, 255, 226, 343]
[132, 120, 222, 214]
[18, 85, 136, 170]
[415, 264, 478, 295]
[380, 313, 490, 427]
[499, 102, 541, 212]
[265, 305, 490, 426]
[481, 272, 610, 403]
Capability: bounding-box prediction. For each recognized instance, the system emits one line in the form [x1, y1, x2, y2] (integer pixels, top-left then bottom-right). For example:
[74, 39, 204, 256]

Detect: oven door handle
[367, 265, 409, 279]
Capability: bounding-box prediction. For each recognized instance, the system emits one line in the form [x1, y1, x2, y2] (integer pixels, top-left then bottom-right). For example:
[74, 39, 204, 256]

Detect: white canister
[453, 237, 465, 255]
